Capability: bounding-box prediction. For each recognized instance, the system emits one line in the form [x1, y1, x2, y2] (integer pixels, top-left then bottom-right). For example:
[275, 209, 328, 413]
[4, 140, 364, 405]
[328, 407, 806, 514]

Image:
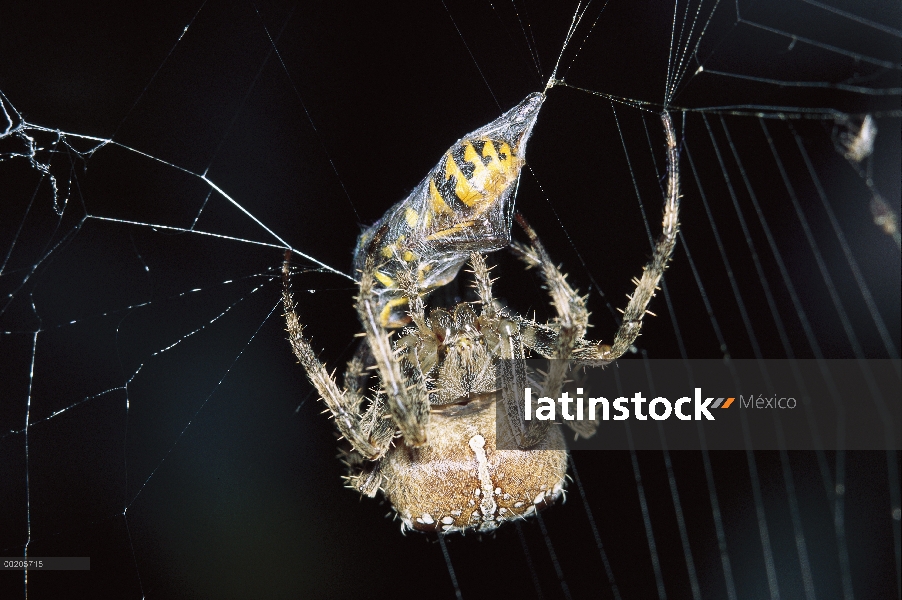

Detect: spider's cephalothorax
[282, 100, 680, 533]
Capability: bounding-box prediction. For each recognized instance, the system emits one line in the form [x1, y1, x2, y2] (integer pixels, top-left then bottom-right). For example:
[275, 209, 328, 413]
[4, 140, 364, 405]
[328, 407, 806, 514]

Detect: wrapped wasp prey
[353, 93, 544, 327]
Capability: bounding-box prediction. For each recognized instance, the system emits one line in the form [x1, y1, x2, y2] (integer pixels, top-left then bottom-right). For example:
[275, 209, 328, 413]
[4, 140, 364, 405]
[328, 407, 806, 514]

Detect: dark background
[1, 1, 899, 598]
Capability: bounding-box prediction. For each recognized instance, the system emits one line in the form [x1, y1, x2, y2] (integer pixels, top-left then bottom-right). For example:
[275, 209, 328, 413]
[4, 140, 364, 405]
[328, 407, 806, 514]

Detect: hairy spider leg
[460, 253, 552, 448]
[602, 111, 680, 360]
[501, 112, 680, 438]
[512, 111, 680, 366]
[282, 253, 394, 459]
[356, 257, 431, 446]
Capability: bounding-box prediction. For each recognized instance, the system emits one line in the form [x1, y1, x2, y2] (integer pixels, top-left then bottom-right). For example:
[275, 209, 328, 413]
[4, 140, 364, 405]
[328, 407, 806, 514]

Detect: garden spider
[282, 94, 679, 533]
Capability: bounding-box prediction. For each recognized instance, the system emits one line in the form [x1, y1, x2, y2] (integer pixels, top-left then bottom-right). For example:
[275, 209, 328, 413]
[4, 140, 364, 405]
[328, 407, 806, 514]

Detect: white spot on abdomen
[468, 434, 497, 520]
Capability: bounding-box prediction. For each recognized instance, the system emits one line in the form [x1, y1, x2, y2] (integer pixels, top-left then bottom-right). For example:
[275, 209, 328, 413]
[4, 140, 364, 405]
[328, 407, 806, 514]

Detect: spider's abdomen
[376, 392, 567, 533]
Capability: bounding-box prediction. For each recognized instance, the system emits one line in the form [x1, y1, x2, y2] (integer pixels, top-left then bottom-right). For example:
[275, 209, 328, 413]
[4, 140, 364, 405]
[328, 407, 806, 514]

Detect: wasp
[352, 93, 544, 327]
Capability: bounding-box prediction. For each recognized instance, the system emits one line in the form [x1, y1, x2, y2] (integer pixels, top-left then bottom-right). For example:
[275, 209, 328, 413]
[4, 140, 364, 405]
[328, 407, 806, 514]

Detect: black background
[1, 1, 900, 598]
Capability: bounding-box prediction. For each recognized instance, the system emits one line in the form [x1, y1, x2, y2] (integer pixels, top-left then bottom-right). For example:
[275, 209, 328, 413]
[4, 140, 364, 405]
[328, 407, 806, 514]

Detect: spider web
[1, 1, 900, 598]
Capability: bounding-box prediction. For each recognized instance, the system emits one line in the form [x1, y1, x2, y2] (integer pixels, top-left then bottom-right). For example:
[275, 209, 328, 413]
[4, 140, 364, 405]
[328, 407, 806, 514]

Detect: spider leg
[594, 111, 680, 361]
[343, 342, 395, 451]
[510, 213, 591, 403]
[357, 257, 430, 446]
[467, 253, 550, 448]
[505, 112, 680, 439]
[281, 254, 392, 460]
[510, 214, 589, 347]
[341, 340, 373, 402]
[497, 316, 553, 448]
[393, 265, 437, 401]
[467, 252, 498, 319]
[332, 341, 396, 497]
[516, 111, 681, 365]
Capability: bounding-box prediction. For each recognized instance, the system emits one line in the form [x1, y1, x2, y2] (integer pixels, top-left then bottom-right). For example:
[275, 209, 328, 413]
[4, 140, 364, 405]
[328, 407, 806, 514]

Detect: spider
[282, 94, 680, 533]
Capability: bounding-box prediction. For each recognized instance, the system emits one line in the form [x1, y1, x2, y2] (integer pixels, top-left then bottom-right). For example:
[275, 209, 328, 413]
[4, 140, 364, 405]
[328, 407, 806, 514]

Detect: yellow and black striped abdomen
[353, 93, 544, 328]
[425, 137, 521, 241]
